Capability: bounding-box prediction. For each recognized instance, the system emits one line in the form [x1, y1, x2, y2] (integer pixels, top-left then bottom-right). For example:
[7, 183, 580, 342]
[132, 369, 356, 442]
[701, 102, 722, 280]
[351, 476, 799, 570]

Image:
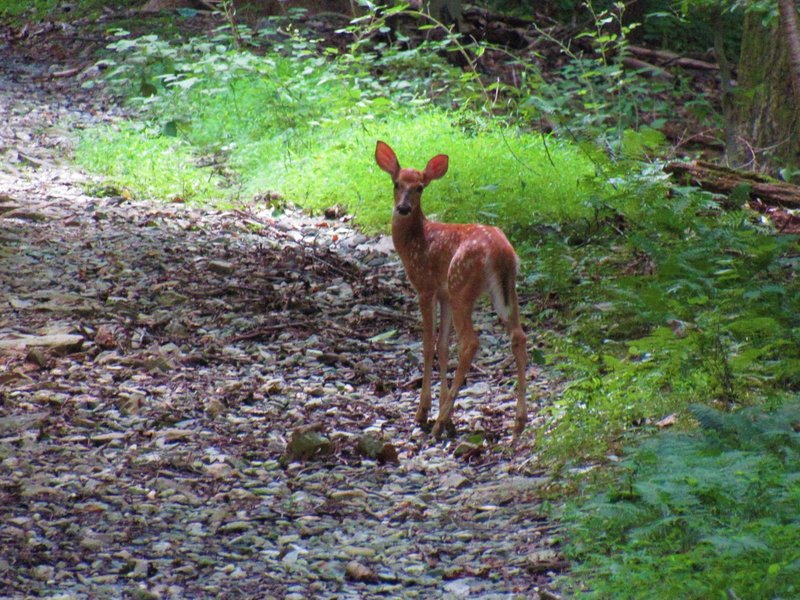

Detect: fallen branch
[50, 65, 84, 79]
[665, 160, 800, 208]
[622, 56, 674, 80]
[628, 45, 719, 71]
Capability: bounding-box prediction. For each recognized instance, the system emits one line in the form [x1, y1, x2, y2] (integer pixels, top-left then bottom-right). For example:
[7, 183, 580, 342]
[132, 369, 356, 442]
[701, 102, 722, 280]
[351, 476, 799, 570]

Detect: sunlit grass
[238, 110, 602, 234]
[75, 125, 224, 203]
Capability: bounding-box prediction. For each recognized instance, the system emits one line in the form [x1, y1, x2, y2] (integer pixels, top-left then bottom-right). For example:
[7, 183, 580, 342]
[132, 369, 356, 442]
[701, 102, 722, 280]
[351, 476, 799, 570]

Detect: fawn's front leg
[436, 299, 452, 411]
[416, 294, 436, 425]
[431, 306, 479, 439]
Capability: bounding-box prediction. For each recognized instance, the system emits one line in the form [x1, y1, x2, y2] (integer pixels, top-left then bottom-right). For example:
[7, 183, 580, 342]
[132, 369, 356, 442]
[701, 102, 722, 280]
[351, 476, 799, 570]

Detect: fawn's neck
[392, 206, 428, 256]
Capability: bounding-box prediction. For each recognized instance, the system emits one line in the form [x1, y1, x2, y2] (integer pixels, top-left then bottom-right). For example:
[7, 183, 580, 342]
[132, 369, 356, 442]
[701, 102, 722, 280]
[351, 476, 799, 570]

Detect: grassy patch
[236, 111, 602, 233]
[75, 124, 224, 203]
[82, 26, 603, 233]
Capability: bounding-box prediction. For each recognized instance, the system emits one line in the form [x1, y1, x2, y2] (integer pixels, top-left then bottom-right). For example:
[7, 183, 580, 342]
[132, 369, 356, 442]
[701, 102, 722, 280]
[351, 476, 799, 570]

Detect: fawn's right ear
[375, 141, 400, 179]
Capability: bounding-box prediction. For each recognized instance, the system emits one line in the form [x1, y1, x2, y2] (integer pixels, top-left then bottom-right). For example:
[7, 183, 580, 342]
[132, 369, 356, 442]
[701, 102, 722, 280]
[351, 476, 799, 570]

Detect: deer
[374, 140, 528, 439]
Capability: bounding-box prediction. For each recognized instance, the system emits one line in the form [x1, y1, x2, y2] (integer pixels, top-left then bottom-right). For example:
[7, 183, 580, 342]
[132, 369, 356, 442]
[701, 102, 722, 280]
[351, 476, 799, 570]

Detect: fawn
[375, 141, 527, 439]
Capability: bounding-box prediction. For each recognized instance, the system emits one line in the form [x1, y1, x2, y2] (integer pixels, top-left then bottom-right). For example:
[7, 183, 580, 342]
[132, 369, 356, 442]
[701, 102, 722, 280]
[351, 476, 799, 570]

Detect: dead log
[665, 161, 800, 208]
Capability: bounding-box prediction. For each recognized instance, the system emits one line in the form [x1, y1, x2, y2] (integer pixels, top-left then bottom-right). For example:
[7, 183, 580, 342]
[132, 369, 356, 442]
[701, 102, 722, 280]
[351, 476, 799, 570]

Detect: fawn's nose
[396, 204, 411, 216]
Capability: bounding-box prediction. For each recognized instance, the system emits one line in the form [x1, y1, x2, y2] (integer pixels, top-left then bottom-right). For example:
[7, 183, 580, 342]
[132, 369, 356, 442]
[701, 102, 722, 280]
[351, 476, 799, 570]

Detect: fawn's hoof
[417, 418, 434, 434]
[511, 418, 527, 443]
[430, 419, 457, 439]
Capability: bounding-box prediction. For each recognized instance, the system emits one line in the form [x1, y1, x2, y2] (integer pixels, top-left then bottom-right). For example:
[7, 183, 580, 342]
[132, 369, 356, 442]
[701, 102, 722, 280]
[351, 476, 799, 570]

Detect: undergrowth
[564, 402, 800, 599]
[0, 0, 117, 22]
[76, 19, 604, 228]
[531, 176, 800, 463]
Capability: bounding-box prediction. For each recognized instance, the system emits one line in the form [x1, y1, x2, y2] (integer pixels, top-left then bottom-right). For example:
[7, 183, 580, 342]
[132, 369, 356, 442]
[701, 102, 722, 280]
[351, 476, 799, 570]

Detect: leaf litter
[0, 35, 562, 599]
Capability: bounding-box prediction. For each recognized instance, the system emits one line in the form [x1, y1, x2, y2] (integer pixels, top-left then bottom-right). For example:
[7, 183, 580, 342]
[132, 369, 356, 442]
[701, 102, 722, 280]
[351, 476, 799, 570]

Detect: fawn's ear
[375, 141, 400, 178]
[423, 154, 449, 183]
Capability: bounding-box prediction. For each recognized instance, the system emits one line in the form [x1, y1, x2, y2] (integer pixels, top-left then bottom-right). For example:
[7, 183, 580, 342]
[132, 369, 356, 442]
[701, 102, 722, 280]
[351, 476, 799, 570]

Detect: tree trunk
[778, 0, 800, 108]
[713, 9, 738, 165]
[735, 8, 800, 178]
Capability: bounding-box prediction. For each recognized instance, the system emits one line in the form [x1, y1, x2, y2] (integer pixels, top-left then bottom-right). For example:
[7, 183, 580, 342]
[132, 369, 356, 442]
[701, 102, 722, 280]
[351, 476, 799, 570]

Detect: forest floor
[0, 18, 561, 600]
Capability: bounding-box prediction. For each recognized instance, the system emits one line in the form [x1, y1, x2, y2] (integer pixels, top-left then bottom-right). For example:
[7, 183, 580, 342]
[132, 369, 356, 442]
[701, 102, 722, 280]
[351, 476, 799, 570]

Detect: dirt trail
[0, 33, 560, 599]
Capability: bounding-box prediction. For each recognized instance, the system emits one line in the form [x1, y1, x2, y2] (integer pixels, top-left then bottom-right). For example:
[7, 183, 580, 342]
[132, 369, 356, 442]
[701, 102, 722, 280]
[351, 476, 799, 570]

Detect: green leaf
[161, 120, 178, 137]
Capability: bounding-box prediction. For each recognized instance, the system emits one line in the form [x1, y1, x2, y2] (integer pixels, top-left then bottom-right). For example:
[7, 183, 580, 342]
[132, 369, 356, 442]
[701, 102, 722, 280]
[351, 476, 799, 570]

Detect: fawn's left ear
[423, 154, 449, 183]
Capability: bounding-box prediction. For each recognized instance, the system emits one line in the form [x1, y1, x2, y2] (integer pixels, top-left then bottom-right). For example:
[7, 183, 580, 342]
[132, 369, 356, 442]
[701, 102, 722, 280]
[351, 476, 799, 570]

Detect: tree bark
[665, 160, 800, 207]
[713, 9, 739, 165]
[777, 0, 800, 109]
[735, 8, 800, 176]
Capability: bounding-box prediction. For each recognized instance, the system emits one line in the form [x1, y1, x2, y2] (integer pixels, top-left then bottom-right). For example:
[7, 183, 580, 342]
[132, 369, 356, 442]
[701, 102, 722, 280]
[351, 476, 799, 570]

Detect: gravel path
[0, 32, 562, 600]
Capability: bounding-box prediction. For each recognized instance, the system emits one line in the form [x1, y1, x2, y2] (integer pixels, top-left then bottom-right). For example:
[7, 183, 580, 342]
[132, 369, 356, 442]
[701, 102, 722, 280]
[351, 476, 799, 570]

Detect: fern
[563, 402, 800, 599]
[688, 403, 729, 435]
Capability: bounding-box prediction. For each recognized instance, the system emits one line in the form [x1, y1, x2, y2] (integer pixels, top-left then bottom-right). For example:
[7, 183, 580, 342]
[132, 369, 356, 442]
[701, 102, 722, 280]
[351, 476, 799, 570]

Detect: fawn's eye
[415, 185, 424, 193]
[393, 182, 399, 190]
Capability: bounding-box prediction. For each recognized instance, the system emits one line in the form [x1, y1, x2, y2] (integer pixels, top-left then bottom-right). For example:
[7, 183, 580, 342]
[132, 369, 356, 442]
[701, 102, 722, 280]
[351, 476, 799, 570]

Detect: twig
[227, 321, 312, 342]
[50, 65, 85, 79]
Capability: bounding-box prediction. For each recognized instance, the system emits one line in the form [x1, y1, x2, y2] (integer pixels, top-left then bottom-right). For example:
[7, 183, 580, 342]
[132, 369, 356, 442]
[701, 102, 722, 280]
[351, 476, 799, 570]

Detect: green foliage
[563, 402, 800, 599]
[0, 0, 115, 22]
[533, 174, 800, 463]
[239, 112, 602, 233]
[82, 20, 603, 231]
[517, 2, 676, 154]
[75, 124, 224, 202]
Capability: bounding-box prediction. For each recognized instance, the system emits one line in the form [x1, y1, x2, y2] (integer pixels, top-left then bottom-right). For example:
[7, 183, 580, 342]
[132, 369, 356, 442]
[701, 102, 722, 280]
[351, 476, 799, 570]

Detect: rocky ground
[0, 25, 561, 600]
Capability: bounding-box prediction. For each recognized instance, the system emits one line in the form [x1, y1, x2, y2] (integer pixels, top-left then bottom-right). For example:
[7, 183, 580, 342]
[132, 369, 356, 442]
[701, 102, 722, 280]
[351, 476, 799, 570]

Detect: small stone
[32, 564, 54, 581]
[443, 579, 472, 597]
[218, 521, 251, 534]
[453, 441, 478, 457]
[129, 589, 158, 600]
[129, 559, 149, 579]
[208, 260, 235, 274]
[79, 536, 104, 552]
[204, 463, 234, 479]
[343, 546, 376, 558]
[356, 433, 399, 464]
[441, 473, 470, 489]
[345, 560, 377, 582]
[277, 534, 300, 545]
[286, 427, 331, 461]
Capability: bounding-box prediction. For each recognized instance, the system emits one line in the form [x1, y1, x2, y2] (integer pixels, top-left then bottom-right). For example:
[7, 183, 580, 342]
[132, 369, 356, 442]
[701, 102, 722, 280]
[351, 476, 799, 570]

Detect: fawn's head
[375, 141, 448, 217]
